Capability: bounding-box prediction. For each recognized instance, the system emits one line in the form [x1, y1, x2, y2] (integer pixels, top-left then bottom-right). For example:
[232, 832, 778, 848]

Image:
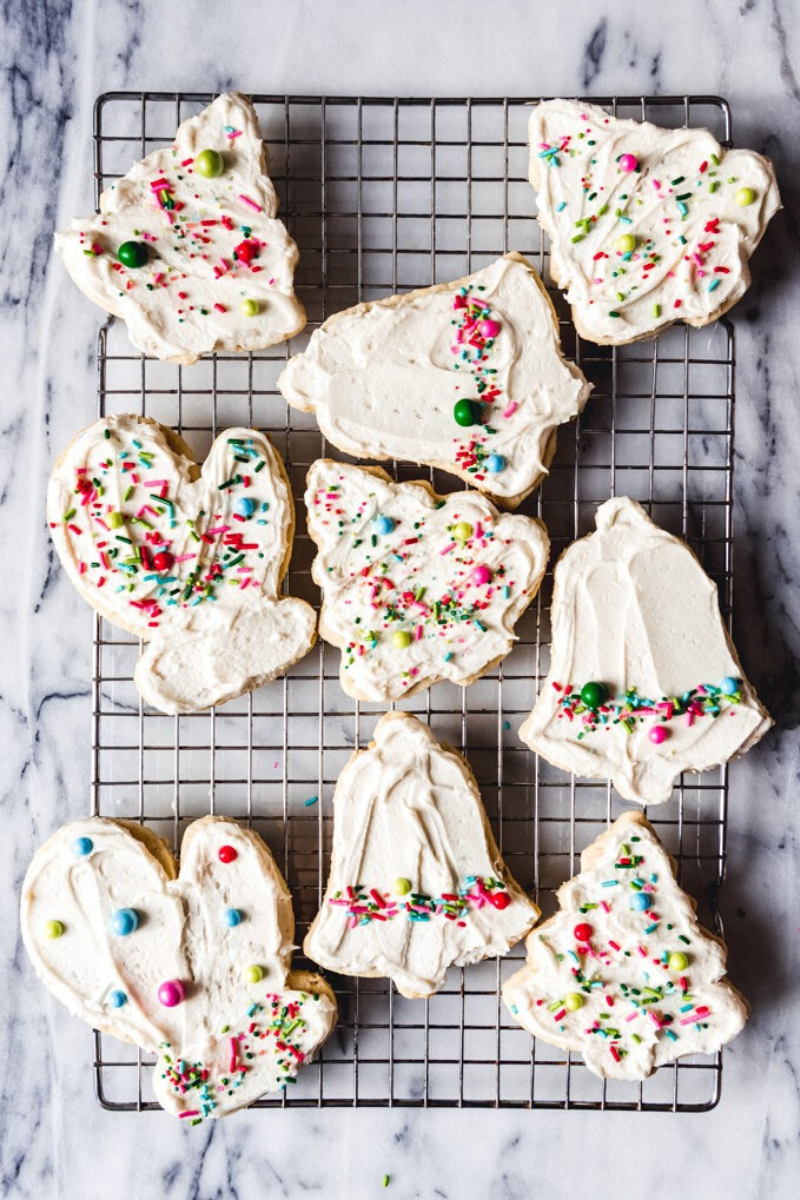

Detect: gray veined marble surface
[2, 1, 800, 1197]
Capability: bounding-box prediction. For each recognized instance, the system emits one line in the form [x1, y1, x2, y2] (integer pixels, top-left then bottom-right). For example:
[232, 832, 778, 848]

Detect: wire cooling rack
[89, 93, 737, 1112]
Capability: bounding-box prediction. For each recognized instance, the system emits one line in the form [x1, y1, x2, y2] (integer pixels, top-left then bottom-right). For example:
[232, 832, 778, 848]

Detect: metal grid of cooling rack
[89, 93, 737, 1112]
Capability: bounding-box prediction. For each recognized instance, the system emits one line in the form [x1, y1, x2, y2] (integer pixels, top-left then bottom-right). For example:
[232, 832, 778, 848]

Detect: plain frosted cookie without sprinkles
[20, 816, 337, 1120]
[55, 92, 305, 363]
[279, 253, 591, 508]
[502, 811, 749, 1080]
[304, 712, 539, 999]
[529, 99, 780, 345]
[519, 496, 771, 805]
[305, 459, 550, 702]
[47, 414, 316, 714]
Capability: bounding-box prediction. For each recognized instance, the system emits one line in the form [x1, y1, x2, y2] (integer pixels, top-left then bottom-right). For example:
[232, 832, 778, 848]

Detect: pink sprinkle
[173, 553, 197, 563]
[239, 194, 262, 212]
[625, 1010, 639, 1022]
[649, 1011, 663, 1029]
[680, 1015, 701, 1026]
[78, 563, 86, 575]
[178, 1110, 200, 1119]
[600, 902, 610, 914]
[440, 542, 456, 555]
[638, 946, 647, 958]
[214, 303, 227, 314]
[502, 401, 518, 419]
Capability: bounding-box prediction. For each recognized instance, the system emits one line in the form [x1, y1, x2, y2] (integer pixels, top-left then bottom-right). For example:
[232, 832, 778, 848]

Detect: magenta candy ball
[158, 980, 185, 1008]
[479, 318, 500, 339]
[470, 564, 493, 586]
[619, 153, 638, 173]
[649, 725, 668, 745]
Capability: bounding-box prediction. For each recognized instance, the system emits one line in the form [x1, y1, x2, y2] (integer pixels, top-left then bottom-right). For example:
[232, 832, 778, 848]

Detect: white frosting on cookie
[55, 93, 305, 363]
[520, 497, 771, 805]
[280, 254, 591, 507]
[305, 460, 549, 701]
[20, 817, 337, 1119]
[529, 99, 780, 344]
[47, 414, 316, 714]
[502, 811, 748, 1081]
[305, 713, 539, 998]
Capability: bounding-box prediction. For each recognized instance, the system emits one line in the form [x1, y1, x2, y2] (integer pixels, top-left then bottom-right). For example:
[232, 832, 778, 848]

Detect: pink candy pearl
[470, 565, 493, 586]
[158, 980, 185, 1008]
[619, 153, 638, 173]
[649, 725, 668, 745]
[479, 318, 500, 339]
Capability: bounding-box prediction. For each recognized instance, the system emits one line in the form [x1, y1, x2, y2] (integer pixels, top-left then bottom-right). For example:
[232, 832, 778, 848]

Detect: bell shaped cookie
[280, 253, 591, 508]
[529, 99, 780, 345]
[502, 811, 748, 1080]
[55, 92, 305, 363]
[305, 712, 539, 998]
[21, 817, 337, 1119]
[520, 497, 771, 805]
[48, 414, 316, 714]
[305, 459, 550, 702]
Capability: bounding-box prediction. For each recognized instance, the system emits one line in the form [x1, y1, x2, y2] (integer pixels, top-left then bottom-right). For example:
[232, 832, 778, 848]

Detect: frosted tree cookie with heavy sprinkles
[529, 99, 780, 345]
[502, 811, 748, 1080]
[55, 92, 305, 363]
[305, 459, 549, 702]
[305, 712, 539, 999]
[519, 497, 771, 805]
[280, 253, 591, 508]
[21, 816, 337, 1120]
[47, 414, 316, 714]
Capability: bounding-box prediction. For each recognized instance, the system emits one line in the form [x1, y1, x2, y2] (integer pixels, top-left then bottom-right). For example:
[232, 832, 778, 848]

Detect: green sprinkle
[383, 1177, 390, 1189]
[653, 304, 662, 318]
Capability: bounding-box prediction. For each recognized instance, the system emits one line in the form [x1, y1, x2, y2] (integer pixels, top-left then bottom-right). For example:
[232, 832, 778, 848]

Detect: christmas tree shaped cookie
[305, 459, 549, 702]
[529, 99, 780, 345]
[48, 414, 316, 714]
[305, 712, 539, 998]
[280, 253, 592, 508]
[502, 811, 749, 1080]
[21, 817, 337, 1119]
[520, 497, 771, 805]
[55, 93, 305, 363]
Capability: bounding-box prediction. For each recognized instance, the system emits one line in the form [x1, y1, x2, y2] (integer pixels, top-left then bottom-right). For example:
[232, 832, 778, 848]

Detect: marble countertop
[2, 1, 799, 1197]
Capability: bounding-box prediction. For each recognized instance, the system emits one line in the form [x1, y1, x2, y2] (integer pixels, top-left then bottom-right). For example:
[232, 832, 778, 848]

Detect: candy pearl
[490, 890, 511, 910]
[235, 239, 259, 264]
[452, 522, 473, 542]
[470, 564, 492, 586]
[108, 990, 127, 1009]
[240, 299, 260, 317]
[110, 908, 139, 937]
[453, 398, 483, 427]
[152, 551, 174, 573]
[629, 892, 652, 912]
[374, 515, 394, 536]
[735, 187, 755, 206]
[73, 836, 93, 857]
[649, 725, 668, 745]
[720, 676, 739, 694]
[668, 952, 689, 971]
[479, 318, 500, 339]
[619, 153, 638, 173]
[565, 992, 584, 1011]
[392, 630, 412, 649]
[394, 878, 412, 895]
[245, 965, 264, 984]
[108, 511, 124, 529]
[218, 844, 238, 863]
[574, 923, 593, 942]
[580, 681, 608, 709]
[45, 920, 64, 939]
[195, 148, 225, 178]
[158, 980, 185, 1008]
[117, 241, 148, 269]
[235, 497, 256, 517]
[485, 454, 505, 474]
[616, 234, 636, 254]
[224, 908, 242, 927]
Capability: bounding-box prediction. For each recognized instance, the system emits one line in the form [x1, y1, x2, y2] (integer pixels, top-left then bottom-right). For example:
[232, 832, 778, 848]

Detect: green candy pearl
[668, 952, 689, 972]
[453, 398, 482, 427]
[616, 234, 636, 254]
[564, 992, 584, 1011]
[392, 630, 412, 649]
[195, 148, 225, 178]
[394, 878, 412, 895]
[245, 964, 264, 984]
[580, 681, 608, 708]
[452, 522, 473, 542]
[240, 299, 259, 317]
[117, 241, 148, 269]
[45, 920, 64, 939]
[735, 187, 755, 206]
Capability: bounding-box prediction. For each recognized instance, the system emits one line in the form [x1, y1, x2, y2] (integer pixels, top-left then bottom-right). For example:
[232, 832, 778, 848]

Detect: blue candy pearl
[73, 837, 93, 857]
[224, 908, 242, 927]
[374, 515, 394, 535]
[236, 497, 256, 518]
[110, 908, 139, 937]
[720, 675, 738, 693]
[485, 454, 505, 474]
[629, 892, 652, 912]
[108, 990, 127, 1008]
